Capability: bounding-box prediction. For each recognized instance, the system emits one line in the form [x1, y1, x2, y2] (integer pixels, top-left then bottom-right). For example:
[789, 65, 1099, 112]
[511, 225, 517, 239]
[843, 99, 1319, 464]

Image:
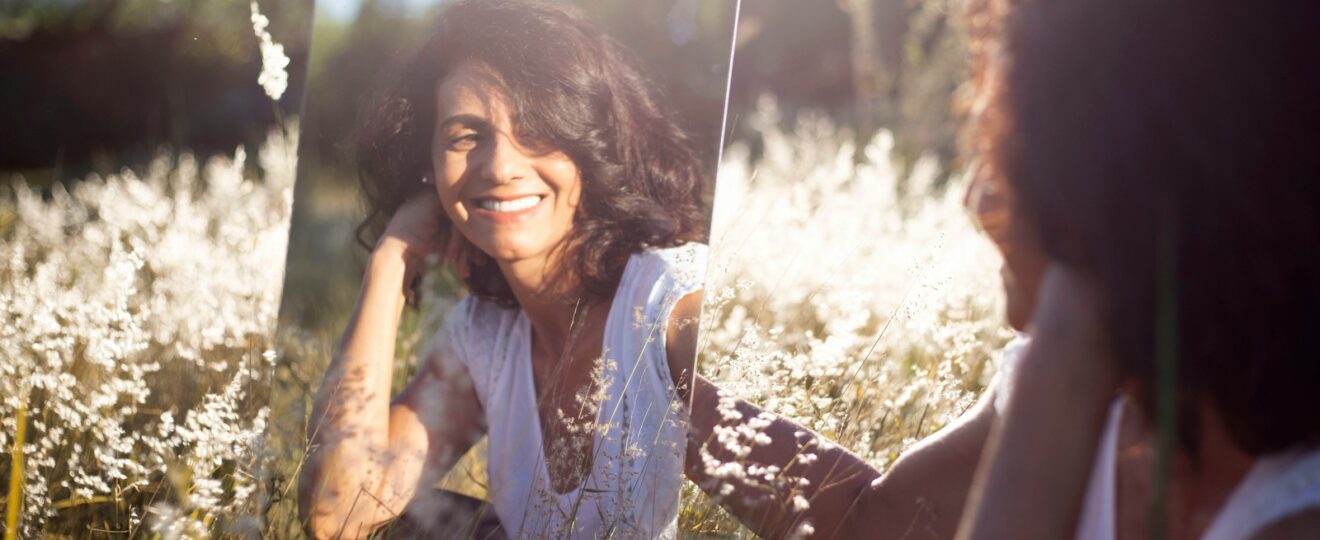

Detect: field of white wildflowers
[680, 98, 1014, 537]
[0, 96, 1007, 538]
[0, 124, 297, 538]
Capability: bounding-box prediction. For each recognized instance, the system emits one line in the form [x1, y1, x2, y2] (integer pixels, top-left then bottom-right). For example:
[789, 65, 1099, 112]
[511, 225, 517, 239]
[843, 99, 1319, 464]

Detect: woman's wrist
[363, 240, 412, 312]
[372, 234, 417, 272]
[371, 235, 412, 265]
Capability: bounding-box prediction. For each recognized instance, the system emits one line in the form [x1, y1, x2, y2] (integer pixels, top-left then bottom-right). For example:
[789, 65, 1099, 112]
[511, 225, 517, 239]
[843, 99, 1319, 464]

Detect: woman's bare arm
[844, 390, 996, 540]
[297, 197, 483, 539]
[665, 291, 703, 401]
[686, 374, 996, 540]
[683, 267, 1113, 540]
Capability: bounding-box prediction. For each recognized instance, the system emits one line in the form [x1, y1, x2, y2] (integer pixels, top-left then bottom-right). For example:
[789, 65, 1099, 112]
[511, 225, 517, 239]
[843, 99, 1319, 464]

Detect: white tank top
[995, 337, 1320, 540]
[436, 243, 706, 539]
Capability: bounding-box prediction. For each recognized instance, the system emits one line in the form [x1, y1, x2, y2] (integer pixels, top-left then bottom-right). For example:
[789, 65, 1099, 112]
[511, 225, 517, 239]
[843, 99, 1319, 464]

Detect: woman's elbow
[301, 499, 392, 540]
[298, 470, 392, 539]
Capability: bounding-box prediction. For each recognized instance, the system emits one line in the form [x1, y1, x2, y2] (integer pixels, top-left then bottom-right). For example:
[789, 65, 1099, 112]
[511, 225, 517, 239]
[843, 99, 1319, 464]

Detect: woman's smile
[470, 193, 548, 224]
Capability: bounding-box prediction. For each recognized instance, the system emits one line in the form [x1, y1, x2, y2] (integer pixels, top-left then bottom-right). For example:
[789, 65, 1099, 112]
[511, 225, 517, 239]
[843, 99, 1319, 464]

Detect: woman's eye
[446, 133, 481, 151]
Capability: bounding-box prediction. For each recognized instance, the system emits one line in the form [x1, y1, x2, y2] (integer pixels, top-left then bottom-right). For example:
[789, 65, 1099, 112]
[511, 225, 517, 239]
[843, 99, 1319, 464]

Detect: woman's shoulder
[611, 243, 706, 351]
[1249, 509, 1320, 540]
[439, 293, 524, 354]
[629, 242, 708, 291]
[433, 293, 524, 398]
[1203, 444, 1320, 540]
[992, 333, 1031, 415]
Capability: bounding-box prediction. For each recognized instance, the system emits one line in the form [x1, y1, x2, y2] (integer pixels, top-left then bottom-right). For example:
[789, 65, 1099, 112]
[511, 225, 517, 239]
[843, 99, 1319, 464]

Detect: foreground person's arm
[298, 198, 482, 539]
[957, 266, 1118, 540]
[686, 374, 997, 539]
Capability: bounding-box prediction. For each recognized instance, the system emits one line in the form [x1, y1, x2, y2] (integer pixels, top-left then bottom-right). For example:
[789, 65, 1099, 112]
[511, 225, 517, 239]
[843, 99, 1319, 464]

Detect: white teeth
[479, 195, 541, 213]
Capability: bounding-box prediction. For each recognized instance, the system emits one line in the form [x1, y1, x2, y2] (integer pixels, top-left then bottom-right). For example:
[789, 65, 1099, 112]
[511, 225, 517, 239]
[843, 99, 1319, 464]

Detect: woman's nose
[483, 132, 532, 185]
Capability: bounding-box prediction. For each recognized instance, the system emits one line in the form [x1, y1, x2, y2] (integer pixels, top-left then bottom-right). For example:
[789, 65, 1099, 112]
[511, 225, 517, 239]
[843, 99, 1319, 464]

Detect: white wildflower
[0, 125, 296, 535]
[249, 1, 290, 100]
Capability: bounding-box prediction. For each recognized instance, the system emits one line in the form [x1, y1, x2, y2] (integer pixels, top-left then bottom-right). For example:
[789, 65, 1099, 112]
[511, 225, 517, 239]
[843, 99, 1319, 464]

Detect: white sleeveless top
[995, 337, 1320, 540]
[436, 243, 706, 539]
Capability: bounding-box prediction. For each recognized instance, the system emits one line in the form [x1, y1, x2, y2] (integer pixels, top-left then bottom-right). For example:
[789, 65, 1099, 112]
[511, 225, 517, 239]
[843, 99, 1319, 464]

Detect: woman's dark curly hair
[354, 0, 707, 307]
[970, 0, 1320, 456]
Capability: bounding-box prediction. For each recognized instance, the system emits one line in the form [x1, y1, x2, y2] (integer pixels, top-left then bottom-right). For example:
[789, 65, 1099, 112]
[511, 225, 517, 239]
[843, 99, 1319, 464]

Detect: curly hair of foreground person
[969, 0, 1320, 456]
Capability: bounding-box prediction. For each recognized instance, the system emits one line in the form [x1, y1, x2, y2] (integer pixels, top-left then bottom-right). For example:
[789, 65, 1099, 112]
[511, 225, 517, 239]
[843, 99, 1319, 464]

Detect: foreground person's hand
[959, 264, 1120, 540]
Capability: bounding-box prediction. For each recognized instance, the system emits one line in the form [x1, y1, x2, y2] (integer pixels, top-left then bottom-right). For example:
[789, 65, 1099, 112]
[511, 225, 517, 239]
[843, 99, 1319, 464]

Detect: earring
[420, 174, 431, 185]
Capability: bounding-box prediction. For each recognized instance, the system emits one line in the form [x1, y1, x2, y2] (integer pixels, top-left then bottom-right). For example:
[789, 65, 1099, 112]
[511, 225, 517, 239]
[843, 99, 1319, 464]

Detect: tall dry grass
[0, 124, 297, 538]
[0, 98, 1011, 539]
[680, 99, 1013, 537]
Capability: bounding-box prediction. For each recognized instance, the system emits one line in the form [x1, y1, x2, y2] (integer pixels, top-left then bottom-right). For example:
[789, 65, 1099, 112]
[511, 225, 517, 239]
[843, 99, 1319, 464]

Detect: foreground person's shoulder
[1250, 508, 1320, 540]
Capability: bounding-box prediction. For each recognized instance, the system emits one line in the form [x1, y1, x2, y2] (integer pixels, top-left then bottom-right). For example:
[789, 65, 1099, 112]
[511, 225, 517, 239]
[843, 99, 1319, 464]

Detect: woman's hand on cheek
[377, 194, 469, 287]
[959, 265, 1119, 540]
[1022, 263, 1117, 395]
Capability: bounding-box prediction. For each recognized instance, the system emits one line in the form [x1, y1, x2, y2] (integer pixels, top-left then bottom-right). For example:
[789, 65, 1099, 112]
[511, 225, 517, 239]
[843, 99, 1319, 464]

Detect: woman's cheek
[431, 179, 453, 210]
[564, 178, 582, 210]
[434, 160, 469, 219]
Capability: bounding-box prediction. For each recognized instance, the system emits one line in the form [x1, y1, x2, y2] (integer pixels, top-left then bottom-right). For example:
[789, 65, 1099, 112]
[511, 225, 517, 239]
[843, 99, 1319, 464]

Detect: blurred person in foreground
[685, 0, 1320, 538]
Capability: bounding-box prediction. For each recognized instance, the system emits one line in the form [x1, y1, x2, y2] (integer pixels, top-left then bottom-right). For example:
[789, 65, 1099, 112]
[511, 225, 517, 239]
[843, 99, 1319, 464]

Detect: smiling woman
[294, 0, 729, 538]
[429, 62, 587, 275]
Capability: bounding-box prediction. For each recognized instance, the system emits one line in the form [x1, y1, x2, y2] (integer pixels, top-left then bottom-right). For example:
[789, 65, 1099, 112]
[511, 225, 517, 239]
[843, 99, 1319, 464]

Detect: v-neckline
[517, 281, 626, 499]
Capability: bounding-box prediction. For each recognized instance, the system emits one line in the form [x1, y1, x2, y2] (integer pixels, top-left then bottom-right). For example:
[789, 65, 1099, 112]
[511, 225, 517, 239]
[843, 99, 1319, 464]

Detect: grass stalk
[1150, 204, 1179, 540]
[5, 404, 27, 540]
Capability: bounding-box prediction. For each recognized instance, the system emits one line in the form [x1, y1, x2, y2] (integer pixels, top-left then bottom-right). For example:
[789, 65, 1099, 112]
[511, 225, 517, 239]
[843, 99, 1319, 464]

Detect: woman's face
[964, 161, 1049, 332]
[430, 62, 583, 266]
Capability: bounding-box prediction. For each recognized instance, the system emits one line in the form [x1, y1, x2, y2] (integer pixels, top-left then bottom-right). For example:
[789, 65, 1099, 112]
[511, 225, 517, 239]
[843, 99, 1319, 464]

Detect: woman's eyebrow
[437, 113, 489, 131]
